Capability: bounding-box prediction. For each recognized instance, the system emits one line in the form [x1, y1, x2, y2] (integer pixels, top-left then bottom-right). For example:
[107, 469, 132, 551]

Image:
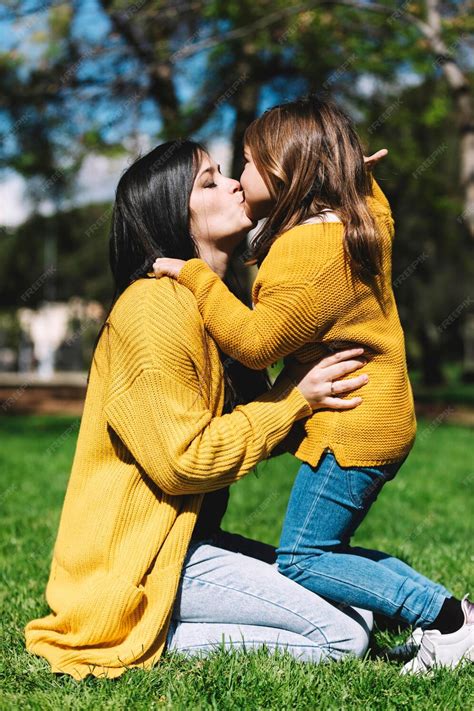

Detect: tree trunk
[231, 50, 260, 180]
[421, 0, 474, 236]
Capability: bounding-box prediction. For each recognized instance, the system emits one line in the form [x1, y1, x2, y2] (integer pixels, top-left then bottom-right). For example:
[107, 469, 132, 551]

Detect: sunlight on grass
[0, 415, 472, 710]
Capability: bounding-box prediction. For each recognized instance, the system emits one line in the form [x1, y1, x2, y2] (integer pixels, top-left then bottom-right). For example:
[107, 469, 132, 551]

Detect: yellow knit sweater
[177, 179, 417, 467]
[25, 278, 312, 680]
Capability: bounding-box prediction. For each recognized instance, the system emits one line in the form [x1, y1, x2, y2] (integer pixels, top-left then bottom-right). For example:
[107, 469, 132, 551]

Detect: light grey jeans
[166, 532, 373, 662]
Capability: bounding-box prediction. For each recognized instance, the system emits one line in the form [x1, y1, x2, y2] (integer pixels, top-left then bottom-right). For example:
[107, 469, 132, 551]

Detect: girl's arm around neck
[177, 255, 320, 370]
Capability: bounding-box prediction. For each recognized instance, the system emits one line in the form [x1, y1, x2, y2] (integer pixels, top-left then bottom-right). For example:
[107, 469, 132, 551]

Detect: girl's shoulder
[257, 223, 344, 284]
[368, 177, 392, 215]
[267, 221, 344, 260]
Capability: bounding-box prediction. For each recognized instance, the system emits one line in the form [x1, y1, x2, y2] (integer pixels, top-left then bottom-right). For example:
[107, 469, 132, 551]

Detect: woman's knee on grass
[325, 607, 372, 660]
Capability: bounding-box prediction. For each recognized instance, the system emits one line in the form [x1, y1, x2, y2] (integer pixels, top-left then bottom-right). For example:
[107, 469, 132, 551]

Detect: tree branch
[99, 0, 182, 130]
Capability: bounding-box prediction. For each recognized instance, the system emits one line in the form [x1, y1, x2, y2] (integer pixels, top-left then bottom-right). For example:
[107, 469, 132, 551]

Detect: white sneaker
[387, 627, 423, 660]
[401, 595, 474, 674]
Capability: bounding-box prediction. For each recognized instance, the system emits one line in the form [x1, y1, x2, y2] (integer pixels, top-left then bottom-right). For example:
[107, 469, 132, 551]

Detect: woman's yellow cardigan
[176, 179, 417, 467]
[25, 278, 312, 680]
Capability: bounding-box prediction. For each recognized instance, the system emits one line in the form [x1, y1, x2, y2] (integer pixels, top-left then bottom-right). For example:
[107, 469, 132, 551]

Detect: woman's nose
[229, 177, 242, 193]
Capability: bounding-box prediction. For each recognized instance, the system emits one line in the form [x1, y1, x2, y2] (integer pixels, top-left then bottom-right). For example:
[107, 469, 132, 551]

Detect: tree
[2, 1, 471, 193]
[1, 0, 472, 382]
[362, 74, 473, 384]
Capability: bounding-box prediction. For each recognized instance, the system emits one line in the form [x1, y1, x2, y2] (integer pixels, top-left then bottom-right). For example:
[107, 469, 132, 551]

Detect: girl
[153, 97, 473, 673]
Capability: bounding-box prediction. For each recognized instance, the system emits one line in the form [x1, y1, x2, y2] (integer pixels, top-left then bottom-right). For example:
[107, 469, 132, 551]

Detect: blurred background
[0, 0, 473, 419]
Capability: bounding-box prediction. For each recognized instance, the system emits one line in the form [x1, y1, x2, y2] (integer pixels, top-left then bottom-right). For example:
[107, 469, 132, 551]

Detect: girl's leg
[167, 539, 372, 662]
[349, 546, 451, 599]
[276, 453, 449, 629]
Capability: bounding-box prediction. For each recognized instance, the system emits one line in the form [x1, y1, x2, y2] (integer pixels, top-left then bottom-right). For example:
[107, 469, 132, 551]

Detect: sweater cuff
[259, 373, 313, 421]
[178, 258, 213, 293]
[244, 373, 312, 455]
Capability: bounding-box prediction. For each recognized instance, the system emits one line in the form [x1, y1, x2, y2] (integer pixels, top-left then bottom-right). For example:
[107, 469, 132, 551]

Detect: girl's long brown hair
[244, 95, 383, 293]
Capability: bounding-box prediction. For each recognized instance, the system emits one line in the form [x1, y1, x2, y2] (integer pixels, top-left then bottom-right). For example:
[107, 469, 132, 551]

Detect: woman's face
[189, 152, 255, 250]
[240, 146, 274, 221]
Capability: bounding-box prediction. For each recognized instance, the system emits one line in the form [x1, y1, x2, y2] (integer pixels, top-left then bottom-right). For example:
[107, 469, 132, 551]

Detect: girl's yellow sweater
[176, 179, 417, 467]
[24, 278, 312, 680]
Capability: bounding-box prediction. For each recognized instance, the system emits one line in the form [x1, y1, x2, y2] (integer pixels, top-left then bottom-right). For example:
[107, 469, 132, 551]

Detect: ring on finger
[330, 381, 336, 397]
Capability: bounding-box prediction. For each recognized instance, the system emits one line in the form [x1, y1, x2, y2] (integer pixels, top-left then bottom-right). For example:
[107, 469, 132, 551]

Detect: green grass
[0, 415, 473, 710]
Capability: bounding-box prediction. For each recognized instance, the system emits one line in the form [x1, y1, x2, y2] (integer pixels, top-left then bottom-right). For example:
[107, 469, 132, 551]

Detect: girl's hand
[284, 348, 368, 410]
[153, 257, 186, 280]
[364, 148, 388, 171]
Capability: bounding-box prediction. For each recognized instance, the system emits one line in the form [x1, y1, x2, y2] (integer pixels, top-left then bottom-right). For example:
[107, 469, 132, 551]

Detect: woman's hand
[364, 148, 388, 171]
[153, 257, 186, 280]
[284, 348, 368, 410]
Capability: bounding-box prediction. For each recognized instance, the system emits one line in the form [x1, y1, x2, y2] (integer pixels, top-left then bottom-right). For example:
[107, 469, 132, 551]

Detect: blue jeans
[276, 452, 451, 629]
[166, 531, 373, 661]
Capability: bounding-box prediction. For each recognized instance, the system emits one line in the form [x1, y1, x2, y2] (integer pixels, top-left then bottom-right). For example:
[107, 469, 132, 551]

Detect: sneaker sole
[402, 644, 474, 674]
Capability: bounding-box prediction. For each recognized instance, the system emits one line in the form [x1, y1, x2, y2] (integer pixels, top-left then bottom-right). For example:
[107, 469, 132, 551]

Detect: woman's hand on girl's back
[285, 348, 369, 410]
[153, 258, 186, 279]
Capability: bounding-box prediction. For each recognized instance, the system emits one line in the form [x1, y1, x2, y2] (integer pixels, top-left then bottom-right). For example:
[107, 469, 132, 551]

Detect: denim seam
[346, 468, 361, 510]
[179, 574, 331, 650]
[347, 467, 386, 510]
[291, 561, 430, 621]
[416, 587, 448, 628]
[290, 457, 338, 565]
[393, 577, 446, 621]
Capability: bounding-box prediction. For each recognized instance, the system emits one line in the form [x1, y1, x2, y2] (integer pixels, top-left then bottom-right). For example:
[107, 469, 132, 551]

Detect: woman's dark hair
[110, 138, 203, 297]
[91, 139, 270, 408]
[90, 139, 202, 370]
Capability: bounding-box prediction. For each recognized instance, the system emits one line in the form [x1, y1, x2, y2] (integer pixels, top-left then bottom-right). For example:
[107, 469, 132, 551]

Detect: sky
[0, 137, 234, 226]
[0, 0, 244, 226]
[1, 0, 463, 228]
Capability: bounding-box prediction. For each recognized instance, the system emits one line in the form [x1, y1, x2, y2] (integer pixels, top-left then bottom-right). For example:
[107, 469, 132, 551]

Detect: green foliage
[0, 416, 472, 708]
[48, 4, 73, 41]
[0, 1, 472, 380]
[422, 94, 451, 127]
[359, 76, 472, 372]
[0, 203, 113, 308]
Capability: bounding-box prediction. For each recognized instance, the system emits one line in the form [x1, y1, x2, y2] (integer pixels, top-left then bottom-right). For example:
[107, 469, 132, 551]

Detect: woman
[25, 140, 371, 680]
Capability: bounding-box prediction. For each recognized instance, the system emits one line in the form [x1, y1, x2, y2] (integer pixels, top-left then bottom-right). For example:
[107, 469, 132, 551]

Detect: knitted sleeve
[368, 177, 395, 242]
[369, 176, 392, 213]
[104, 369, 312, 496]
[177, 257, 320, 370]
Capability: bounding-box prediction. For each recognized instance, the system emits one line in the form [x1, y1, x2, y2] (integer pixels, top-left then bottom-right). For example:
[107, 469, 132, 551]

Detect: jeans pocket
[347, 466, 393, 511]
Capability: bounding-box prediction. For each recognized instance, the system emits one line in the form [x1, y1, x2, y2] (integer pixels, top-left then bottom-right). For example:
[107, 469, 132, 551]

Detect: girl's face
[189, 152, 255, 250]
[240, 146, 274, 221]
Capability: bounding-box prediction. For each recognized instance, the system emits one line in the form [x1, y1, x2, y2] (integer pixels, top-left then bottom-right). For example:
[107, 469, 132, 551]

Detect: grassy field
[0, 415, 473, 710]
